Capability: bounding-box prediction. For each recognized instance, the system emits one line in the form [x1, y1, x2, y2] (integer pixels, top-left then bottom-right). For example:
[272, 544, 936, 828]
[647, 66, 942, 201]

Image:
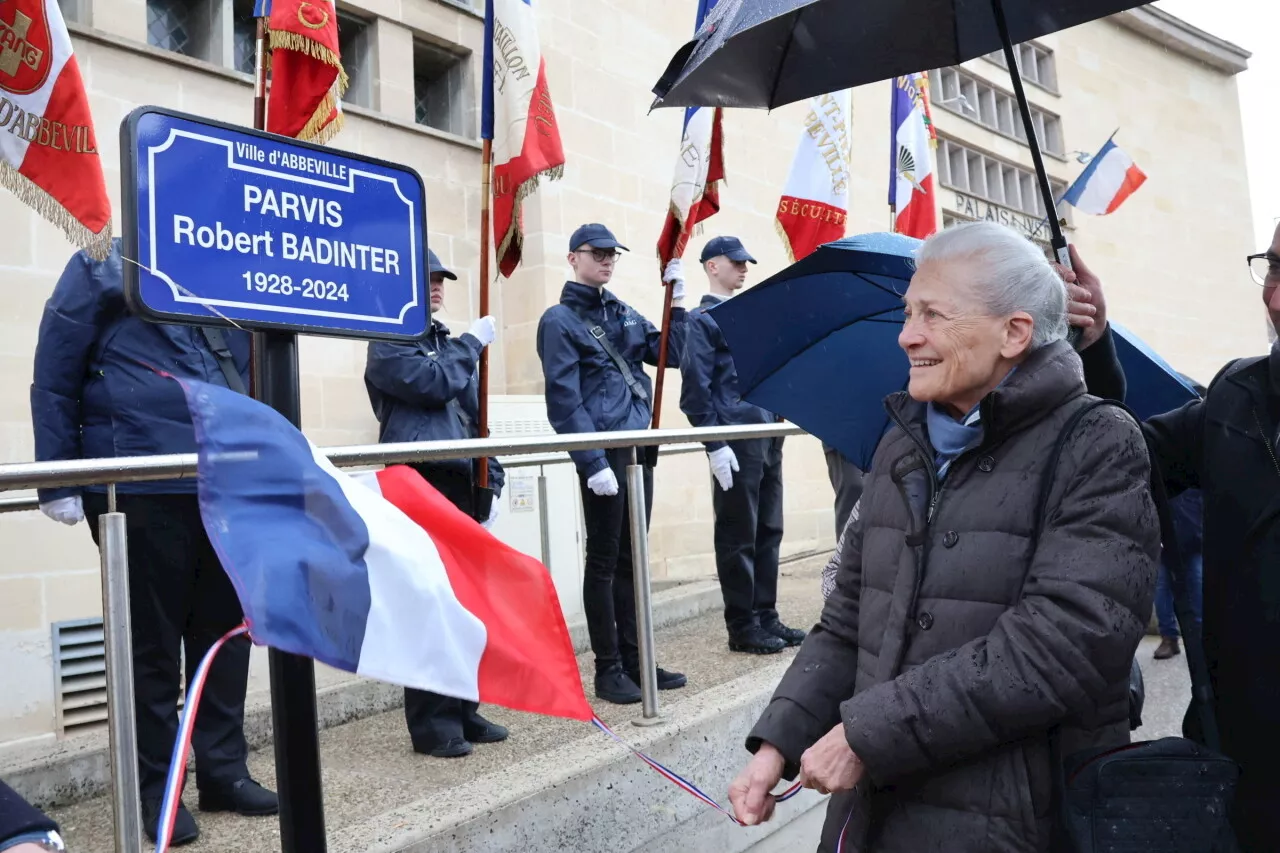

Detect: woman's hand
[799, 724, 865, 795]
[729, 743, 786, 826]
[1053, 244, 1108, 350]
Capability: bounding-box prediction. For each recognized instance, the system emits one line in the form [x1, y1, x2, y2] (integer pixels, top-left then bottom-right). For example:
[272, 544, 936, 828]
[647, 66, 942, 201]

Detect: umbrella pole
[477, 139, 492, 488]
[989, 0, 1069, 269]
[650, 280, 676, 428]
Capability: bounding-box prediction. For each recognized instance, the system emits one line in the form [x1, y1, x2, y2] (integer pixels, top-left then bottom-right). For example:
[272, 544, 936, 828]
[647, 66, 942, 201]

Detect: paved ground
[48, 558, 828, 853]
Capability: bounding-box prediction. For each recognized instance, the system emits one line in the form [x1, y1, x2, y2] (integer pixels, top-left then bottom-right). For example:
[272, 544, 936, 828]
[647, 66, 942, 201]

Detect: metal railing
[0, 422, 804, 853]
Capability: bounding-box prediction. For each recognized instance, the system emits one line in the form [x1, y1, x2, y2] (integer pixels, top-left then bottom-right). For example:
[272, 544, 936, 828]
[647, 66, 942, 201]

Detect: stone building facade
[0, 0, 1257, 744]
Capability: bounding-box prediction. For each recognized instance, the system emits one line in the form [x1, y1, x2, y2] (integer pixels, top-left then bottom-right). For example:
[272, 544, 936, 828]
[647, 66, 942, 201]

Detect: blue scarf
[926, 403, 983, 481]
[924, 368, 1017, 480]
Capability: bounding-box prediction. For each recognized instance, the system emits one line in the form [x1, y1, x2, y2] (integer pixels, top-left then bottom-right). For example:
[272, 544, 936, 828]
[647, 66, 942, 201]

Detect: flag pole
[650, 279, 676, 428]
[477, 139, 492, 487]
[252, 12, 329, 853]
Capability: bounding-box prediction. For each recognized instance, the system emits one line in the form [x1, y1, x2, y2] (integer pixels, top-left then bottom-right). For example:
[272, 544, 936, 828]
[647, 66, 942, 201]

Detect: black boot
[626, 665, 688, 690]
[595, 663, 642, 704]
[728, 625, 787, 655]
[761, 617, 807, 648]
[463, 712, 509, 744]
[142, 797, 200, 846]
[198, 777, 279, 816]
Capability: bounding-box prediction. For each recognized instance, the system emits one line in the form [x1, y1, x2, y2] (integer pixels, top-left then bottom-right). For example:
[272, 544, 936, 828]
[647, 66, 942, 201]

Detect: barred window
[936, 138, 1067, 220]
[232, 0, 257, 76]
[337, 12, 374, 109]
[985, 43, 1059, 92]
[934, 66, 1064, 156]
[414, 40, 473, 137]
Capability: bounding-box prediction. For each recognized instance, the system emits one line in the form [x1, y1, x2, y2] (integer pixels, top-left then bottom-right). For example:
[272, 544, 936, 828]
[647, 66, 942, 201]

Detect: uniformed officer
[679, 236, 807, 654]
[31, 240, 277, 846]
[536, 223, 689, 704]
[364, 248, 510, 757]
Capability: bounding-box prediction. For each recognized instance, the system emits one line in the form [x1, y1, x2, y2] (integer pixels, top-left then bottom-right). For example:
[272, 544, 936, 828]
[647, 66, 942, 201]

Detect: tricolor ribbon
[153, 630, 807, 852]
[155, 623, 249, 853]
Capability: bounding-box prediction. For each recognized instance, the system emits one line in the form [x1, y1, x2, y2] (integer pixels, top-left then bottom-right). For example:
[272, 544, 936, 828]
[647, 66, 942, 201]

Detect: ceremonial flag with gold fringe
[776, 90, 852, 262]
[255, 0, 346, 143]
[0, 0, 111, 258]
[656, 0, 725, 272]
[482, 0, 565, 278]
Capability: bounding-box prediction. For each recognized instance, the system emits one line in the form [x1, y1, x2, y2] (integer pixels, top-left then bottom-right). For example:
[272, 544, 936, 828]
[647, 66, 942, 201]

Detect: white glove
[663, 259, 687, 302]
[467, 316, 497, 348]
[481, 498, 500, 529]
[40, 496, 84, 525]
[708, 446, 739, 491]
[587, 468, 619, 497]
[663, 258, 685, 287]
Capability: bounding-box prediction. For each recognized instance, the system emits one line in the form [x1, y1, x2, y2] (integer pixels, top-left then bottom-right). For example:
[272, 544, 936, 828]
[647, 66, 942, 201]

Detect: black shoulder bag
[199, 327, 247, 395]
[1033, 399, 1240, 853]
[572, 309, 659, 468]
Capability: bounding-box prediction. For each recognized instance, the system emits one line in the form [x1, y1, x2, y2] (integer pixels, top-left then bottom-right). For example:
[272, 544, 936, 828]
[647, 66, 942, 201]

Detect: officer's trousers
[401, 465, 489, 750]
[711, 437, 784, 634]
[578, 447, 652, 673]
[85, 492, 251, 800]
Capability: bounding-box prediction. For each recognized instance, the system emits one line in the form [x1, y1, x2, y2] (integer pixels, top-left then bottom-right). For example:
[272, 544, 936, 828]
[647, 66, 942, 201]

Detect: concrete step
[1, 573, 732, 811]
[44, 557, 829, 852]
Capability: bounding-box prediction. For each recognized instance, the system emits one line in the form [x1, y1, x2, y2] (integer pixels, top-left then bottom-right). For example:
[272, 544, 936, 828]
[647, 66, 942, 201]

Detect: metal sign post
[119, 105, 429, 852]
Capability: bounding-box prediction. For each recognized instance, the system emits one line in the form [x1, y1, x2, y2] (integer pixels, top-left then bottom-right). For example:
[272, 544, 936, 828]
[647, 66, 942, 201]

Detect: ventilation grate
[52, 618, 107, 737]
[52, 618, 186, 738]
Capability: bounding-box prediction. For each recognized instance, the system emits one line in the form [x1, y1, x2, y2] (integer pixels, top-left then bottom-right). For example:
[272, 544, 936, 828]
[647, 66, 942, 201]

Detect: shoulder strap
[1032, 397, 1220, 751]
[199, 327, 247, 395]
[570, 307, 649, 404]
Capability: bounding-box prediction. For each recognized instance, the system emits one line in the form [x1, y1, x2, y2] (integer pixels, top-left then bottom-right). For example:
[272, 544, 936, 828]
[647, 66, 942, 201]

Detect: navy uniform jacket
[31, 238, 250, 502]
[536, 281, 686, 476]
[364, 320, 504, 494]
[678, 294, 773, 452]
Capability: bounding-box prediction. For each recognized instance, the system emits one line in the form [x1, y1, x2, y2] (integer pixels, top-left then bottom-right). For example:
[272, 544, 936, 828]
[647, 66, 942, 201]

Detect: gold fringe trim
[774, 217, 797, 264]
[494, 163, 564, 274]
[0, 161, 112, 260]
[269, 30, 342, 72]
[307, 111, 344, 145]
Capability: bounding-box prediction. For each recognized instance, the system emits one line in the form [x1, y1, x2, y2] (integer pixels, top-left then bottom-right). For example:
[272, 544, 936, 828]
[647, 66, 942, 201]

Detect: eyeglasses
[577, 248, 620, 263]
[1248, 252, 1280, 286]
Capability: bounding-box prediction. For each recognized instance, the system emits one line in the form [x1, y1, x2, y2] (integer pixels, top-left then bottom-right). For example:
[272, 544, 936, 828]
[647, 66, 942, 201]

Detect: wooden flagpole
[650, 279, 675, 428]
[477, 139, 493, 487]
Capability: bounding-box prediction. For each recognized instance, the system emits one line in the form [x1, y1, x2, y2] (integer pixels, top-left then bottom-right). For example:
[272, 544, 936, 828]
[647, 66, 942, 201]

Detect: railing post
[537, 470, 552, 568]
[627, 447, 661, 725]
[99, 485, 144, 853]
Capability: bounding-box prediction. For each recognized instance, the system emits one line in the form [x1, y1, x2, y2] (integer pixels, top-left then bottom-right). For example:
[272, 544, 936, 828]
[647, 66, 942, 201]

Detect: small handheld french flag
[1061, 137, 1147, 216]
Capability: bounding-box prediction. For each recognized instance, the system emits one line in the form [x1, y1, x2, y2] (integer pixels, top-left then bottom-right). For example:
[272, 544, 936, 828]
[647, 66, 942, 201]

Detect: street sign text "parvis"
[121, 107, 429, 340]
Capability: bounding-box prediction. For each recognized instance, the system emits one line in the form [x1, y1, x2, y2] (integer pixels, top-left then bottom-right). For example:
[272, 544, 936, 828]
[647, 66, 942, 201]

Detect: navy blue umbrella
[711, 232, 919, 470]
[712, 233, 1201, 470]
[1110, 322, 1200, 417]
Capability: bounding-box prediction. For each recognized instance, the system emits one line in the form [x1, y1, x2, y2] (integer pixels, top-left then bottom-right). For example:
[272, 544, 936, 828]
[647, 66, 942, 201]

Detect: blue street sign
[120, 106, 429, 341]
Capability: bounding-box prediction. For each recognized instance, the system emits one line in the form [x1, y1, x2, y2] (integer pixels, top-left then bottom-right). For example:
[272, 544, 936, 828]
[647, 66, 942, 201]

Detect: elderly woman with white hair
[729, 222, 1160, 852]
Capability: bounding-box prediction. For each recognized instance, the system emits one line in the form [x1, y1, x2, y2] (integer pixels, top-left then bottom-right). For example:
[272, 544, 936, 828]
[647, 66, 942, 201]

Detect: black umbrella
[651, 0, 1146, 267]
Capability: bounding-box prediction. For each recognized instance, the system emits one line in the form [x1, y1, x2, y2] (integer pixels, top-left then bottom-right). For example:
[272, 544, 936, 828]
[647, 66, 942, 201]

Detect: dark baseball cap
[570, 223, 629, 252]
[427, 248, 457, 280]
[700, 236, 756, 264]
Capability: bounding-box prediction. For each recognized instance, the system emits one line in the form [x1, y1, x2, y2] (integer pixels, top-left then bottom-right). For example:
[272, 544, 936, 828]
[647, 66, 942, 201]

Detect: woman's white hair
[915, 221, 1068, 348]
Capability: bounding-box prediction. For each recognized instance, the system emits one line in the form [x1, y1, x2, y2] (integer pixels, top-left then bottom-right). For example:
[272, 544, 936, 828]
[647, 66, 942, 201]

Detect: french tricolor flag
[180, 380, 592, 722]
[1061, 137, 1147, 216]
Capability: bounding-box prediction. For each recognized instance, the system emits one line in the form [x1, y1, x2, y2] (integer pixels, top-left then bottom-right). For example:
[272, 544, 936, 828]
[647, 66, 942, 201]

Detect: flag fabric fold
[1061, 136, 1146, 216]
[776, 90, 852, 262]
[255, 0, 346, 143]
[0, 0, 111, 258]
[657, 0, 725, 272]
[181, 379, 592, 723]
[889, 72, 937, 240]
[482, 0, 565, 279]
